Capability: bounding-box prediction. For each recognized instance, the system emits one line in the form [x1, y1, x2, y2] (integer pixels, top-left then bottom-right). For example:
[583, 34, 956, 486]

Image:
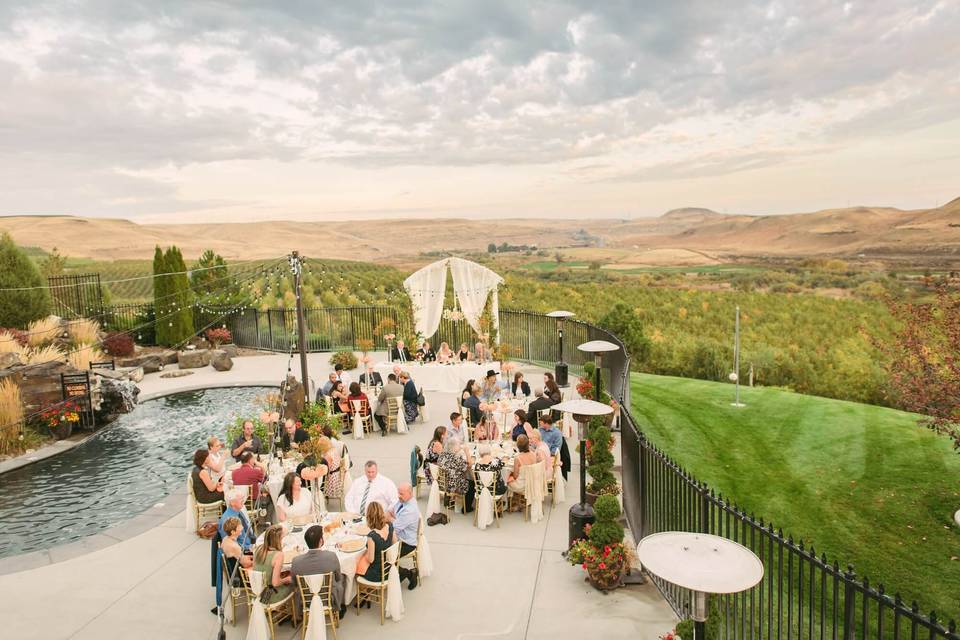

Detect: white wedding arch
[403, 257, 503, 343]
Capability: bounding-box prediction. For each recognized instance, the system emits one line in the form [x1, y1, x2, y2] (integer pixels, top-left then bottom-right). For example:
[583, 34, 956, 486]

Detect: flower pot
[586, 555, 626, 591]
[585, 491, 598, 506]
[52, 421, 73, 440]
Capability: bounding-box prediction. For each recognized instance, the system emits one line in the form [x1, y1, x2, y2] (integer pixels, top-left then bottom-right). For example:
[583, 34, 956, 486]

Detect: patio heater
[546, 310, 575, 387]
[553, 398, 614, 547]
[637, 532, 764, 640]
[578, 339, 619, 408]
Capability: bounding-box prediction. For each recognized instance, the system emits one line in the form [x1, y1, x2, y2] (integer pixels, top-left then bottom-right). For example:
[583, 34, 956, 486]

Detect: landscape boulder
[96, 377, 140, 423]
[177, 349, 210, 369]
[219, 344, 239, 358]
[117, 354, 164, 374]
[0, 352, 20, 370]
[94, 366, 145, 383]
[210, 350, 233, 372]
[158, 350, 179, 365]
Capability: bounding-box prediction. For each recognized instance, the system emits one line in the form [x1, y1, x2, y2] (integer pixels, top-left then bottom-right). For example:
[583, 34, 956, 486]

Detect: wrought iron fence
[48, 273, 104, 319]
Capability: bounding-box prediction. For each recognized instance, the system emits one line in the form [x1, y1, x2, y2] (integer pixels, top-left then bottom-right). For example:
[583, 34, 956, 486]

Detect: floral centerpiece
[567, 494, 627, 591]
[42, 400, 81, 440]
[442, 308, 465, 321]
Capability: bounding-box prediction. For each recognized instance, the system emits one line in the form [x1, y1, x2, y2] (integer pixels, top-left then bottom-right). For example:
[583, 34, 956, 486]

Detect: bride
[436, 341, 455, 363]
[276, 472, 313, 522]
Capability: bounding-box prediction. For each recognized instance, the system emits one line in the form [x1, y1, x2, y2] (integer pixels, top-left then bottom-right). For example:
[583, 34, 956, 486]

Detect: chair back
[519, 461, 547, 523]
[473, 469, 497, 495]
[296, 572, 333, 612]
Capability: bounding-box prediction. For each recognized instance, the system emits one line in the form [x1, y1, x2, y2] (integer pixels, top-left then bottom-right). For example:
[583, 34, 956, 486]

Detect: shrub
[588, 494, 625, 547]
[587, 416, 619, 495]
[205, 327, 232, 347]
[27, 316, 62, 346]
[67, 319, 100, 345]
[0, 233, 51, 329]
[102, 332, 135, 357]
[328, 350, 358, 370]
[0, 329, 28, 351]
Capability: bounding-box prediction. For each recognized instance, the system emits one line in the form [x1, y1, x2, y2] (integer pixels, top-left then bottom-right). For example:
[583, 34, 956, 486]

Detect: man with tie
[218, 489, 255, 550]
[389, 483, 421, 590]
[344, 460, 399, 516]
[391, 340, 412, 363]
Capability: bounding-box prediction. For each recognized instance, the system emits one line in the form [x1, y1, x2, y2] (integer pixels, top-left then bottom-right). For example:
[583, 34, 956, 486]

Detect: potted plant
[205, 327, 232, 349]
[328, 350, 358, 371]
[567, 494, 627, 591]
[42, 400, 81, 440]
[585, 415, 620, 504]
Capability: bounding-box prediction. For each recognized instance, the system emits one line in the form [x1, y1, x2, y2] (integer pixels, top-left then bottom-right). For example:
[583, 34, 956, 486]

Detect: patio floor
[0, 352, 676, 639]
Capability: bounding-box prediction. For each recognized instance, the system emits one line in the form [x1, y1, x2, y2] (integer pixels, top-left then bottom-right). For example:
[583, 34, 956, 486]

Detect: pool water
[0, 386, 273, 558]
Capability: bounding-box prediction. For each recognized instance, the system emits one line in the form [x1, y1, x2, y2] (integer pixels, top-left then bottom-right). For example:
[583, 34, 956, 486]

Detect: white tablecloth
[374, 361, 501, 393]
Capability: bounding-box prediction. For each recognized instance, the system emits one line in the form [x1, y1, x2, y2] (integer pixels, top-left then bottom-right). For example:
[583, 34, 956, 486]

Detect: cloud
[0, 1, 957, 218]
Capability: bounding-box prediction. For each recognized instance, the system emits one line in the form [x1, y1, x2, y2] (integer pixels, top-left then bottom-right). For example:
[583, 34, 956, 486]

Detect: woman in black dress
[360, 502, 397, 583]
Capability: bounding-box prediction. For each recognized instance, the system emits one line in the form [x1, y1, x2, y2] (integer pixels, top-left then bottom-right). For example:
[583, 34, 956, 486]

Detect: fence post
[349, 308, 357, 350]
[843, 566, 857, 640]
[637, 434, 647, 537]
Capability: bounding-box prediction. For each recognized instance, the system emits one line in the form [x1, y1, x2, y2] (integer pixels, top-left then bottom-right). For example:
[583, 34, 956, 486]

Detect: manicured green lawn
[629, 373, 960, 620]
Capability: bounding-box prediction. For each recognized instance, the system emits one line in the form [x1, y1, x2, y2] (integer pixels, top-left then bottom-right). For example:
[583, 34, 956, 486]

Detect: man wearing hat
[481, 369, 500, 403]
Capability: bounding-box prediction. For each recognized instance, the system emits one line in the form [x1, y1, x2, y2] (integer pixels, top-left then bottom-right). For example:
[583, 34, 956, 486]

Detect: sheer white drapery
[246, 570, 271, 640]
[385, 542, 405, 621]
[552, 463, 566, 504]
[303, 574, 329, 640]
[403, 258, 503, 343]
[185, 473, 197, 532]
[426, 463, 442, 516]
[476, 470, 495, 530]
[342, 453, 354, 496]
[396, 402, 408, 433]
[520, 461, 547, 523]
[351, 400, 365, 440]
[416, 517, 434, 577]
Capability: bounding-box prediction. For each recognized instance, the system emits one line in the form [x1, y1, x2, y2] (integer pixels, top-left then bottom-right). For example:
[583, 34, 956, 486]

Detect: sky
[0, 0, 958, 223]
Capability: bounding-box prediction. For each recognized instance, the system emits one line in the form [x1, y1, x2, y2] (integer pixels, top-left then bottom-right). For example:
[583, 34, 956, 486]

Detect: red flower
[598, 562, 606, 570]
[581, 563, 587, 570]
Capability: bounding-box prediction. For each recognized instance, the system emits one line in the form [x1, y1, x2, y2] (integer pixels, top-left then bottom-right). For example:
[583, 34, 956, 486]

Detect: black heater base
[568, 502, 595, 547]
[555, 362, 569, 387]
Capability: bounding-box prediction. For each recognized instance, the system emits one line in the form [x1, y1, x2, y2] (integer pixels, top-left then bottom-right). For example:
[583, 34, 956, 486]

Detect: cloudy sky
[0, 1, 958, 222]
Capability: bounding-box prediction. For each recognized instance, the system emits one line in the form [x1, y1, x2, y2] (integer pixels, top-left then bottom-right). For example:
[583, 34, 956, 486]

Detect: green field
[629, 373, 960, 620]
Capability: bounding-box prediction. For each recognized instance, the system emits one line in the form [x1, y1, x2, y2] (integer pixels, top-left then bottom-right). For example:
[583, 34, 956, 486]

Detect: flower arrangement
[41, 400, 81, 431]
[442, 308, 465, 321]
[328, 350, 358, 370]
[576, 377, 594, 399]
[567, 495, 626, 590]
[383, 333, 396, 341]
[660, 629, 682, 640]
[205, 327, 232, 347]
[357, 338, 374, 354]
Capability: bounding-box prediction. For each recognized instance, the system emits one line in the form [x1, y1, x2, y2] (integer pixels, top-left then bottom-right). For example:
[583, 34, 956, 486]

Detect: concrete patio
[0, 352, 676, 639]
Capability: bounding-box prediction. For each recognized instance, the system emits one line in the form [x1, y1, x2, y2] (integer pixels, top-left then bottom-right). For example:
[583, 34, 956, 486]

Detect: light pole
[547, 310, 575, 387]
[553, 398, 613, 547]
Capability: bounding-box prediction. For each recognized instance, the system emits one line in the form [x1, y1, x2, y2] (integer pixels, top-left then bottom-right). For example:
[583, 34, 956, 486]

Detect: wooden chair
[473, 469, 506, 528]
[220, 549, 252, 625]
[546, 454, 563, 503]
[398, 517, 426, 581]
[436, 465, 465, 515]
[244, 567, 297, 640]
[508, 461, 547, 522]
[462, 410, 474, 442]
[351, 399, 374, 437]
[188, 473, 224, 533]
[385, 397, 401, 433]
[296, 573, 339, 640]
[356, 540, 402, 625]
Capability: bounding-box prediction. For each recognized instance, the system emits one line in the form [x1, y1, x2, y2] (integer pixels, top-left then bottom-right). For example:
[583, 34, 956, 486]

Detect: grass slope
[630, 373, 960, 620]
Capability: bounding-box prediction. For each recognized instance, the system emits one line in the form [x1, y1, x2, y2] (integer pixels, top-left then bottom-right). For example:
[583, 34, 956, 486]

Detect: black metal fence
[48, 273, 104, 319]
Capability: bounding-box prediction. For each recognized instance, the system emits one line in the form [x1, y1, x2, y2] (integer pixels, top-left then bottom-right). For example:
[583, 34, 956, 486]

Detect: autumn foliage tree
[874, 279, 960, 451]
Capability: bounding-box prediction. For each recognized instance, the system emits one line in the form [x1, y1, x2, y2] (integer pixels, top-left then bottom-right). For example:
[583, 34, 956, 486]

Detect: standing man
[344, 461, 399, 515]
[334, 363, 352, 387]
[389, 483, 421, 590]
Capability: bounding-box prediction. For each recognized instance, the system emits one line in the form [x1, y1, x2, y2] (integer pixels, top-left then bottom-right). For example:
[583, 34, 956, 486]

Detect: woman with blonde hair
[205, 436, 226, 482]
[436, 341, 454, 363]
[253, 524, 293, 604]
[506, 435, 538, 493]
[355, 502, 397, 586]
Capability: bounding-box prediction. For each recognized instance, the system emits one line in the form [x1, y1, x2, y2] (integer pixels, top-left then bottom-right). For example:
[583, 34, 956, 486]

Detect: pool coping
[0, 382, 280, 576]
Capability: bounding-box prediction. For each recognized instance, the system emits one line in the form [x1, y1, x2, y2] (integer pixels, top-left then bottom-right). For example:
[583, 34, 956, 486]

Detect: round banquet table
[486, 397, 528, 439]
[374, 361, 501, 393]
[255, 513, 368, 603]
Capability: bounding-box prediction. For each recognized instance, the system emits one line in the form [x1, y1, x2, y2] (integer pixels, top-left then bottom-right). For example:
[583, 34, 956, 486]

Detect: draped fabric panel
[342, 453, 354, 496]
[403, 258, 504, 341]
[303, 574, 328, 640]
[476, 470, 495, 530]
[246, 570, 271, 640]
[426, 464, 442, 516]
[448, 257, 504, 338]
[416, 517, 434, 577]
[185, 474, 197, 532]
[385, 543, 405, 621]
[403, 261, 449, 340]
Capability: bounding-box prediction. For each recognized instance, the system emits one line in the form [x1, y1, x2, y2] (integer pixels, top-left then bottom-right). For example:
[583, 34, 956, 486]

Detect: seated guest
[389, 483, 421, 589]
[192, 449, 224, 504]
[480, 369, 500, 403]
[529, 430, 552, 466]
[538, 415, 563, 456]
[544, 373, 562, 403]
[205, 436, 226, 482]
[399, 371, 420, 423]
[438, 438, 474, 513]
[333, 363, 352, 386]
[506, 435, 539, 493]
[416, 340, 436, 362]
[474, 444, 507, 496]
[473, 414, 498, 441]
[355, 502, 397, 582]
[460, 379, 476, 403]
[231, 419, 263, 461]
[461, 383, 482, 425]
[232, 452, 265, 500]
[375, 373, 405, 434]
[447, 412, 466, 443]
[511, 372, 531, 398]
[510, 409, 533, 442]
[346, 382, 371, 417]
[526, 387, 555, 423]
[436, 341, 454, 363]
[475, 341, 489, 363]
[344, 461, 399, 514]
[254, 525, 294, 605]
[214, 515, 254, 614]
[330, 380, 350, 414]
[281, 418, 310, 452]
[218, 489, 255, 550]
[423, 427, 446, 483]
[276, 472, 314, 522]
[391, 339, 413, 363]
[290, 525, 346, 618]
[319, 372, 338, 400]
[457, 342, 473, 361]
[359, 369, 383, 386]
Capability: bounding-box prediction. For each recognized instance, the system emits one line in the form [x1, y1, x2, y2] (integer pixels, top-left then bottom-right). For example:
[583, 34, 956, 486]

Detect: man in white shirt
[389, 482, 421, 589]
[447, 412, 466, 443]
[334, 363, 353, 387]
[344, 460, 399, 515]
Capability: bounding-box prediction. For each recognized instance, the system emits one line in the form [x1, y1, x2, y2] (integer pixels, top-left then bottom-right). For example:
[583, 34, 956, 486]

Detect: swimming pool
[0, 386, 273, 558]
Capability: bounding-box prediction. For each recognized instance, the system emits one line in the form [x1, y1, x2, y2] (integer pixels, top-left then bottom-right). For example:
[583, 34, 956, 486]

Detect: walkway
[0, 353, 676, 639]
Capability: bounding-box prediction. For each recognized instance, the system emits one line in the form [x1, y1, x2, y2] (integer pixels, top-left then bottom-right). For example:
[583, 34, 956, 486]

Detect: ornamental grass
[67, 318, 100, 345]
[24, 344, 65, 365]
[26, 316, 62, 346]
[0, 378, 24, 455]
[68, 344, 103, 371]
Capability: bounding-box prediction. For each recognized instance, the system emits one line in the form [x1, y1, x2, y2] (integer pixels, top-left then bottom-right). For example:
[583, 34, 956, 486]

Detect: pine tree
[152, 246, 169, 345]
[164, 246, 195, 346]
[0, 233, 51, 328]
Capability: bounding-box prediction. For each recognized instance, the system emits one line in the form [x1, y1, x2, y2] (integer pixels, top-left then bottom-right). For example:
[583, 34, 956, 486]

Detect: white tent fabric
[403, 258, 504, 343]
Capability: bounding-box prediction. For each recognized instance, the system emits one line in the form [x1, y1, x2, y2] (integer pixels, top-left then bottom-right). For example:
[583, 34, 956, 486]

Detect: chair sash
[476, 470, 495, 530]
[416, 517, 434, 577]
[385, 542, 404, 621]
[396, 401, 408, 434]
[351, 400, 365, 440]
[552, 461, 566, 504]
[426, 463, 442, 516]
[185, 473, 197, 532]
[245, 569, 271, 640]
[520, 462, 546, 523]
[311, 478, 327, 513]
[303, 574, 328, 640]
[342, 453, 354, 495]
